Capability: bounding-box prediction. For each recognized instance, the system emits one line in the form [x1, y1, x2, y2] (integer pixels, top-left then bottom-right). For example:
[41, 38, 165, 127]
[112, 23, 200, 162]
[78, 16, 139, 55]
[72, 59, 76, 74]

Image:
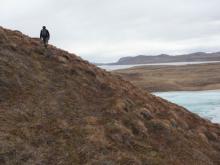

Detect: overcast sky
[1, 0, 220, 63]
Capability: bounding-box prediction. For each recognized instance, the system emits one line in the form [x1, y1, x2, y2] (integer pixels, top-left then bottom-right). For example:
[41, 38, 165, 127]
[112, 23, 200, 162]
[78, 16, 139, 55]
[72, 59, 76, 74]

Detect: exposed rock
[140, 109, 154, 120]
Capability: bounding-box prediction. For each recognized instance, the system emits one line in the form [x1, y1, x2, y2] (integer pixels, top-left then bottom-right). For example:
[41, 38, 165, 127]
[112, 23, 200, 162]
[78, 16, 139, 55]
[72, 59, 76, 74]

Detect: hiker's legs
[43, 38, 48, 48]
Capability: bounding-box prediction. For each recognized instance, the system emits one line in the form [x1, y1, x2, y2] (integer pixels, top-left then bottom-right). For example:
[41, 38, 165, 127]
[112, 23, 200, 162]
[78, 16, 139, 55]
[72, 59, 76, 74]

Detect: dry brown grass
[114, 63, 220, 92]
[0, 27, 220, 164]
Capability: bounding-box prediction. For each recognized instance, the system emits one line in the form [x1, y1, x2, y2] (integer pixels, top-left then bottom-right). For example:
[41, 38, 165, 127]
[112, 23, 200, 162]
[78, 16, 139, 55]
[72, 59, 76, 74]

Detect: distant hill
[114, 63, 220, 92]
[0, 27, 220, 164]
[113, 52, 220, 65]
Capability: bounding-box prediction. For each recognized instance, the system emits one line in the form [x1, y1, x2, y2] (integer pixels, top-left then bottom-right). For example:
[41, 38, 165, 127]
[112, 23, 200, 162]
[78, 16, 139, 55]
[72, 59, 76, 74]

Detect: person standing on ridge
[40, 26, 50, 48]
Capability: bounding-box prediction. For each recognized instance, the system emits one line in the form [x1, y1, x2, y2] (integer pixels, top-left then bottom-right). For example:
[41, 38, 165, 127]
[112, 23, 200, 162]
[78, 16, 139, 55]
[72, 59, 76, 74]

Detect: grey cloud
[1, 0, 220, 62]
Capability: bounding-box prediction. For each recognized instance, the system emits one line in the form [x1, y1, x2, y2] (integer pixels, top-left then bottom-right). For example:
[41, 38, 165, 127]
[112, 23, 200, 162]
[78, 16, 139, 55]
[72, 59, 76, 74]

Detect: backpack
[41, 29, 48, 38]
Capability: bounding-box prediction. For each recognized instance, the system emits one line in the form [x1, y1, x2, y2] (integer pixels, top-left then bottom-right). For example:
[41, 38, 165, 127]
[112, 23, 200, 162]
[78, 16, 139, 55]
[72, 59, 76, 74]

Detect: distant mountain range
[108, 52, 220, 65]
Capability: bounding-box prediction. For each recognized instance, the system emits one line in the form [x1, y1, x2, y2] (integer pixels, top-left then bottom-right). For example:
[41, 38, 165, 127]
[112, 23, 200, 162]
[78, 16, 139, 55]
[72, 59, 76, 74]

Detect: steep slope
[0, 27, 220, 165]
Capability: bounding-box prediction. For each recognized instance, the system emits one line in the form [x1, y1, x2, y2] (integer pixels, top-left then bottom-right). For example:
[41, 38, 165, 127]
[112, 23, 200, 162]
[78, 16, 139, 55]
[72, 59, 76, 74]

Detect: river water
[98, 62, 220, 123]
[99, 61, 220, 71]
[154, 90, 220, 123]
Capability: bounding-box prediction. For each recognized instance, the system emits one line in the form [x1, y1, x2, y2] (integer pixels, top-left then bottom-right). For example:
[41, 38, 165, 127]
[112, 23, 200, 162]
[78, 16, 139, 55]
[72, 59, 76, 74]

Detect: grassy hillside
[0, 27, 220, 164]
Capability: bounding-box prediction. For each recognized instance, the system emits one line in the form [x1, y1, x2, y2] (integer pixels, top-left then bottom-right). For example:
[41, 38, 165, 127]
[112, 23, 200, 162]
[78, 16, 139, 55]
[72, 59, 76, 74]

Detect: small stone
[141, 110, 153, 120]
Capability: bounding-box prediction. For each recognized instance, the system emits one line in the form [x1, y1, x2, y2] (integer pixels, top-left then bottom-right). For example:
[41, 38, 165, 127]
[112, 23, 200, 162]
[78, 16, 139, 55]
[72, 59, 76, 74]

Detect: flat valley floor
[114, 63, 220, 92]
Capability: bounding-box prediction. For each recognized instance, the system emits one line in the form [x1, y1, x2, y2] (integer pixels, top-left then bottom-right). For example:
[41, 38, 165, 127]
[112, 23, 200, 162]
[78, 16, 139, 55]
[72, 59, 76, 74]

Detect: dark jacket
[40, 29, 50, 39]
